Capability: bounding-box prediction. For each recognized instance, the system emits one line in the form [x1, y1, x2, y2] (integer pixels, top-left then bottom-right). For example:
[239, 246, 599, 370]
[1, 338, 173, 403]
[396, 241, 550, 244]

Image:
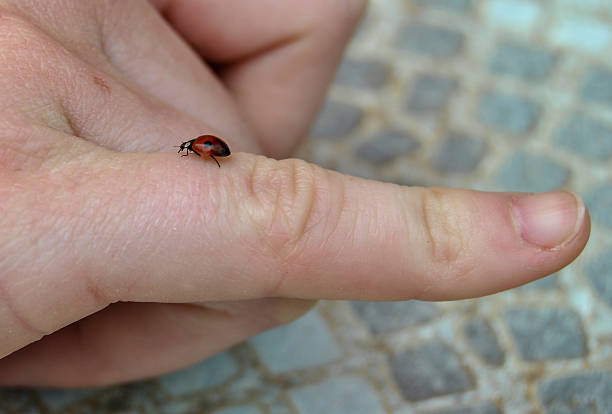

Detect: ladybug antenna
[210, 155, 221, 168]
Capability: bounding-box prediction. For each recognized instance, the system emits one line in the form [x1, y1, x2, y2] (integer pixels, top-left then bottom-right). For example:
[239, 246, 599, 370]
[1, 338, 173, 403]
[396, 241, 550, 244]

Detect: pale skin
[0, 0, 590, 387]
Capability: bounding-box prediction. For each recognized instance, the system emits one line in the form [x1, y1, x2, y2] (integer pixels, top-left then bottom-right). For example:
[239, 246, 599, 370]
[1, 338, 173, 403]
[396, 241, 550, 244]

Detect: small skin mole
[93, 76, 111, 93]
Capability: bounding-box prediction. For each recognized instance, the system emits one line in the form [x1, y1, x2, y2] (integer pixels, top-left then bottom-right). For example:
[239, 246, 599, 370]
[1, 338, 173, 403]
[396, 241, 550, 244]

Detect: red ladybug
[176, 134, 231, 168]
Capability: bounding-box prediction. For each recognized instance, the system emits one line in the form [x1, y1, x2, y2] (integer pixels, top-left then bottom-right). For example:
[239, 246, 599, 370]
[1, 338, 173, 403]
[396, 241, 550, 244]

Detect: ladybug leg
[191, 149, 201, 157]
[210, 155, 221, 168]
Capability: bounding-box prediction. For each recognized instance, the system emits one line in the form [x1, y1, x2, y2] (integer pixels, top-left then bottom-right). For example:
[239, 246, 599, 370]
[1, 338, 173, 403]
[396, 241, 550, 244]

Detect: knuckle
[245, 157, 320, 262]
[419, 188, 471, 273]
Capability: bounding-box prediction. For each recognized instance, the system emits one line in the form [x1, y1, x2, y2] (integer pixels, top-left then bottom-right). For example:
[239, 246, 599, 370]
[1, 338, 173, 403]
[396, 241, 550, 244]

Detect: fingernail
[512, 191, 585, 249]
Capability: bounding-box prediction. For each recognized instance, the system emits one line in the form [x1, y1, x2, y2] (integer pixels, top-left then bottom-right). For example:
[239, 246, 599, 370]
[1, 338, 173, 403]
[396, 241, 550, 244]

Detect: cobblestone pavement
[2, 0, 612, 413]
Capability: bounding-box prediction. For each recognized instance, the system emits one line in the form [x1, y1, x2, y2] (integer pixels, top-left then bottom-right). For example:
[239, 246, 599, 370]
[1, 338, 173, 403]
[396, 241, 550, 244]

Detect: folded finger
[154, 0, 367, 157]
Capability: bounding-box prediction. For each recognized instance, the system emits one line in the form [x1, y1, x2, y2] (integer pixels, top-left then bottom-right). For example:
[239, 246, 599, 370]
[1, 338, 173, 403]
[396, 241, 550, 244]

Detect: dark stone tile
[516, 274, 560, 291]
[414, 0, 473, 13]
[584, 247, 612, 307]
[581, 66, 612, 107]
[423, 401, 502, 414]
[406, 74, 458, 114]
[432, 132, 486, 173]
[556, 113, 612, 161]
[478, 91, 541, 134]
[351, 301, 438, 334]
[310, 100, 363, 139]
[504, 308, 586, 361]
[489, 40, 556, 82]
[396, 23, 465, 58]
[390, 342, 474, 401]
[463, 318, 505, 366]
[290, 376, 385, 414]
[585, 184, 612, 229]
[355, 129, 420, 164]
[538, 371, 612, 414]
[496, 152, 570, 192]
[335, 58, 390, 90]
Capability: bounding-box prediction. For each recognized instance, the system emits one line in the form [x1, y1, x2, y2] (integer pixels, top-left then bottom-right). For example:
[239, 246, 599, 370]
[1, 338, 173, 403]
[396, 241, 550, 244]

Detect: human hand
[0, 0, 589, 387]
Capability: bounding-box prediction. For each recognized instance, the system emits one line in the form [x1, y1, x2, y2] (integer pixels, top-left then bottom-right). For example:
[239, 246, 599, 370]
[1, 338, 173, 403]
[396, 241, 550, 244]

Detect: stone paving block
[310, 100, 363, 139]
[556, 112, 612, 161]
[558, 0, 608, 12]
[489, 40, 557, 82]
[463, 318, 505, 366]
[390, 342, 474, 401]
[290, 376, 385, 414]
[483, 0, 541, 33]
[503, 308, 586, 361]
[585, 184, 612, 229]
[538, 371, 612, 413]
[550, 17, 612, 54]
[478, 91, 541, 134]
[581, 66, 612, 108]
[213, 405, 263, 414]
[351, 300, 438, 334]
[249, 310, 341, 374]
[583, 247, 612, 307]
[396, 23, 464, 58]
[406, 74, 458, 114]
[335, 57, 390, 90]
[159, 352, 238, 396]
[36, 388, 97, 412]
[516, 274, 560, 291]
[423, 401, 502, 414]
[414, 0, 473, 13]
[0, 389, 38, 414]
[355, 129, 420, 164]
[496, 152, 570, 192]
[159, 400, 196, 414]
[432, 132, 485, 173]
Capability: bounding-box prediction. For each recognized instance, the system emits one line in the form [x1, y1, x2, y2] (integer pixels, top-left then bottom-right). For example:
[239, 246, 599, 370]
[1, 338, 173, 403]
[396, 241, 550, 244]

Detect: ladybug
[176, 134, 231, 168]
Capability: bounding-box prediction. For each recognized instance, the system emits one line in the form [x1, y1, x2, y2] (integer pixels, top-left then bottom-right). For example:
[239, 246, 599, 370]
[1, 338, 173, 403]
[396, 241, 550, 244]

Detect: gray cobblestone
[414, 0, 473, 13]
[423, 401, 502, 414]
[213, 405, 263, 414]
[355, 129, 420, 164]
[406, 74, 458, 114]
[538, 371, 612, 414]
[463, 318, 505, 366]
[36, 388, 97, 412]
[290, 376, 385, 414]
[581, 66, 612, 107]
[310, 100, 363, 139]
[496, 152, 570, 192]
[249, 310, 341, 374]
[478, 91, 541, 134]
[516, 274, 559, 291]
[159, 352, 238, 396]
[556, 112, 612, 161]
[396, 23, 465, 58]
[504, 308, 586, 361]
[584, 247, 612, 307]
[431, 132, 485, 173]
[351, 300, 438, 334]
[585, 184, 612, 228]
[489, 40, 556, 82]
[390, 342, 474, 401]
[0, 389, 38, 414]
[335, 58, 390, 90]
[159, 401, 196, 414]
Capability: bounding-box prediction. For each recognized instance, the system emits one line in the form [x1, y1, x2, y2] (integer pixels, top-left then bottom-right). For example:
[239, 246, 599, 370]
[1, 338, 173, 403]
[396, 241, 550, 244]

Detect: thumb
[0, 148, 590, 357]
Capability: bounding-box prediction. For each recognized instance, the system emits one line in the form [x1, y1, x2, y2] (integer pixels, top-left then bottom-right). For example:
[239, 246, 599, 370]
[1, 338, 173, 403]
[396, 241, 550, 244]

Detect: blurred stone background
[2, 0, 612, 413]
